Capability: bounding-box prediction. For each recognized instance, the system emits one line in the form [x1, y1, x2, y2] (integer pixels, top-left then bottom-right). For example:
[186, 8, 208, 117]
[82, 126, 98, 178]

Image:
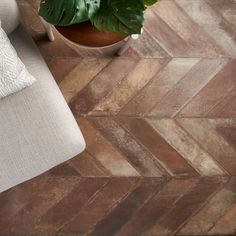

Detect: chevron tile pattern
[0, 0, 236, 235]
[69, 58, 236, 118]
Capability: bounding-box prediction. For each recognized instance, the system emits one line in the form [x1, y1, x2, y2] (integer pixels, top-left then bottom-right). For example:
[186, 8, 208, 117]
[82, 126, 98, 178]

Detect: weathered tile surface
[0, 0, 236, 235]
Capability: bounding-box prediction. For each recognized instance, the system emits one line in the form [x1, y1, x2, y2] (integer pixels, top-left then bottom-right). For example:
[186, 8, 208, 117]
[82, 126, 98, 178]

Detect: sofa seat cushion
[0, 26, 85, 192]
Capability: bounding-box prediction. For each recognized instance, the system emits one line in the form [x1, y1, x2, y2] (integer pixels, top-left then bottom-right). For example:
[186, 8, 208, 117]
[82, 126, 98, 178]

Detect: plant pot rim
[53, 25, 130, 49]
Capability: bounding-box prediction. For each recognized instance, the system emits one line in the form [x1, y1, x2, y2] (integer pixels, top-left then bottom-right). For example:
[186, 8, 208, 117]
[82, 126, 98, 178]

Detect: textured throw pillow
[0, 26, 36, 99]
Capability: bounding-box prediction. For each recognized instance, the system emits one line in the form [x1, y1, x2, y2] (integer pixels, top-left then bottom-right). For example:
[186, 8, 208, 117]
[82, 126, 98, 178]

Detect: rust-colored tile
[90, 117, 166, 177]
[67, 152, 110, 177]
[59, 178, 137, 235]
[152, 1, 226, 57]
[47, 58, 81, 85]
[91, 58, 169, 115]
[4, 1, 236, 236]
[32, 178, 108, 235]
[116, 117, 198, 176]
[147, 119, 226, 176]
[120, 58, 199, 116]
[177, 119, 236, 175]
[208, 204, 236, 235]
[48, 163, 80, 177]
[144, 9, 193, 57]
[177, 60, 236, 117]
[215, 119, 236, 149]
[177, 177, 236, 235]
[148, 59, 228, 117]
[78, 118, 140, 177]
[69, 49, 140, 115]
[0, 175, 81, 235]
[131, 29, 171, 58]
[115, 178, 197, 236]
[207, 88, 236, 117]
[0, 173, 52, 227]
[59, 57, 111, 103]
[87, 178, 166, 236]
[176, 0, 236, 57]
[205, 0, 236, 31]
[145, 177, 226, 236]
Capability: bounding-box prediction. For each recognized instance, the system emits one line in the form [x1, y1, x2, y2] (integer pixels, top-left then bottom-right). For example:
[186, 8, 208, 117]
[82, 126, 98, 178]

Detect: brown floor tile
[1, 1, 236, 235]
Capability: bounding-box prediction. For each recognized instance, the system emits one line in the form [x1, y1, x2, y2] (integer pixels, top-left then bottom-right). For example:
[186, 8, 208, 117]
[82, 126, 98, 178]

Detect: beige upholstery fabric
[0, 26, 85, 192]
[0, 0, 20, 35]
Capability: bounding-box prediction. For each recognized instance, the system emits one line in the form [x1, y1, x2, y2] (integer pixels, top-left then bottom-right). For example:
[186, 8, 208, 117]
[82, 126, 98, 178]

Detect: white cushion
[0, 26, 85, 192]
[0, 0, 20, 35]
[0, 26, 36, 98]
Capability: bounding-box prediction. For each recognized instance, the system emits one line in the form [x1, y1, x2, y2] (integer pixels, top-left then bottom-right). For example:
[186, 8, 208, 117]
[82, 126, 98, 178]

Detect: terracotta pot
[53, 21, 129, 57]
[55, 21, 127, 47]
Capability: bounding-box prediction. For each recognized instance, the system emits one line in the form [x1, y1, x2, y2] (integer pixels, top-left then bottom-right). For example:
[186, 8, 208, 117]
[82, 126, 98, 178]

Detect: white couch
[0, 0, 85, 192]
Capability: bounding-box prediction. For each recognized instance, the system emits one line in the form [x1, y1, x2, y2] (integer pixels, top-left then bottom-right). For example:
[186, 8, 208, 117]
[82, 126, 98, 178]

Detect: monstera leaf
[39, 0, 100, 26]
[91, 0, 145, 35]
[39, 0, 158, 34]
[143, 0, 158, 6]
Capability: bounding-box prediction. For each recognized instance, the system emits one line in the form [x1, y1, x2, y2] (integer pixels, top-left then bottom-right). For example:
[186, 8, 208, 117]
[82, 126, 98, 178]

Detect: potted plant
[39, 0, 158, 56]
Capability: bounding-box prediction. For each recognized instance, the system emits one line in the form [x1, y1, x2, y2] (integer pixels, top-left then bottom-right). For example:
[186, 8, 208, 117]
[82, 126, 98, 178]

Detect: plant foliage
[39, 0, 158, 35]
[91, 0, 145, 35]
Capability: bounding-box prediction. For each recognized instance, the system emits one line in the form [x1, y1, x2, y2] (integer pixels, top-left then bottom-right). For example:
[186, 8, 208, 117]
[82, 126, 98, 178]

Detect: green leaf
[91, 0, 145, 35]
[39, 0, 100, 26]
[143, 0, 158, 6]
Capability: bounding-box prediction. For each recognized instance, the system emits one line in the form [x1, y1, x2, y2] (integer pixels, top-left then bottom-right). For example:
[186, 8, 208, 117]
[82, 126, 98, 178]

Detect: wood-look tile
[32, 178, 108, 235]
[0, 175, 81, 235]
[144, 10, 192, 58]
[208, 205, 236, 235]
[115, 178, 197, 236]
[131, 29, 171, 58]
[116, 117, 197, 176]
[86, 178, 166, 236]
[214, 119, 236, 149]
[0, 173, 52, 225]
[152, 1, 226, 57]
[69, 49, 140, 115]
[47, 58, 81, 85]
[177, 177, 236, 235]
[148, 59, 228, 117]
[2, 1, 236, 235]
[205, 0, 236, 31]
[145, 177, 226, 236]
[90, 117, 166, 177]
[207, 88, 236, 117]
[176, 0, 236, 57]
[78, 117, 140, 177]
[67, 152, 110, 177]
[120, 58, 200, 116]
[177, 60, 236, 117]
[48, 163, 81, 177]
[59, 178, 137, 235]
[59, 57, 111, 103]
[177, 119, 236, 175]
[91, 59, 169, 115]
[147, 119, 226, 176]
